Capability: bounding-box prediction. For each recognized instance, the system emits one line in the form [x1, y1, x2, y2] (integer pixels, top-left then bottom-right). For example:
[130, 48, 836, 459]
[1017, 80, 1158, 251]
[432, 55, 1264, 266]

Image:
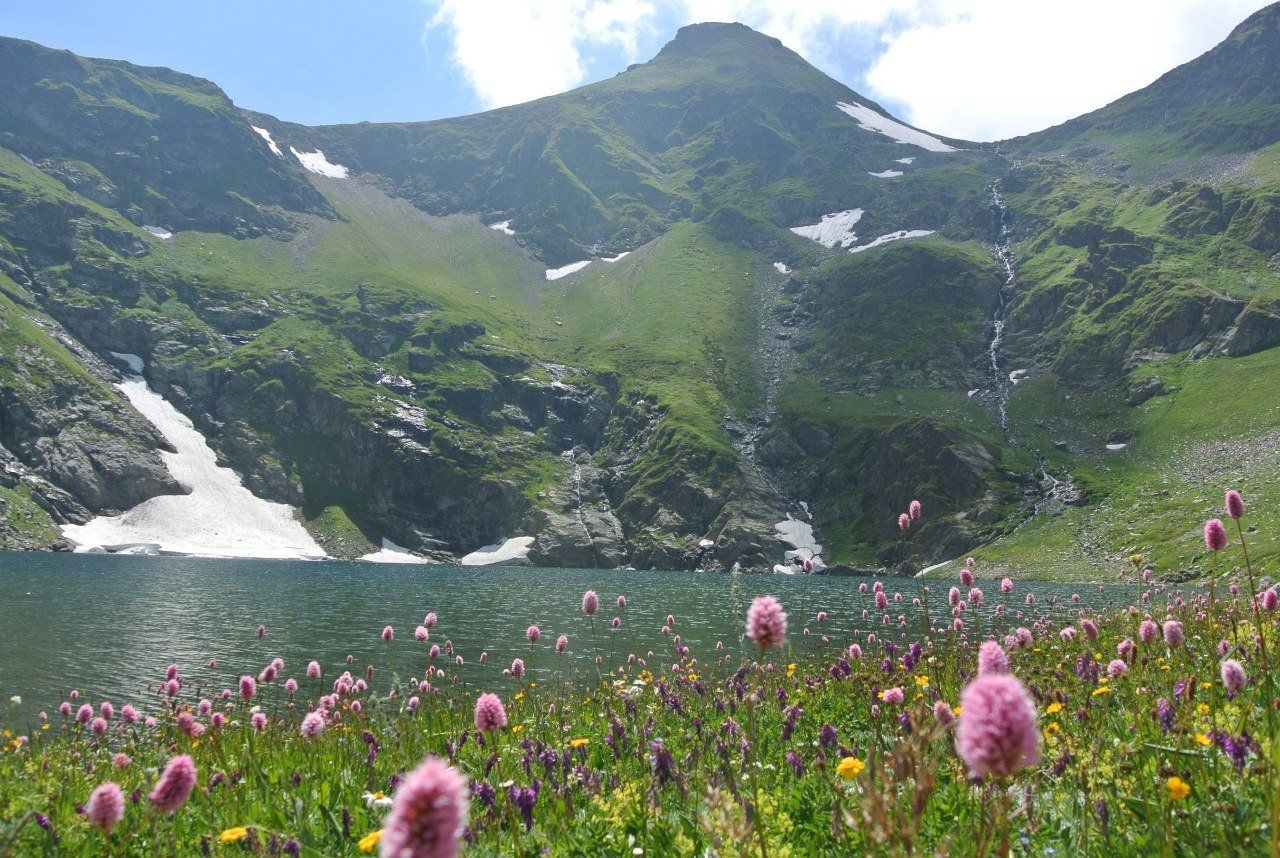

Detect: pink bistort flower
[381, 756, 469, 858]
[956, 675, 1040, 778]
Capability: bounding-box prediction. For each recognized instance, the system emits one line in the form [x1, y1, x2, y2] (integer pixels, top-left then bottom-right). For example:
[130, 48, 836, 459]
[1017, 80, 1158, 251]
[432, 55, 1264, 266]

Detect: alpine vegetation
[2, 491, 1278, 854]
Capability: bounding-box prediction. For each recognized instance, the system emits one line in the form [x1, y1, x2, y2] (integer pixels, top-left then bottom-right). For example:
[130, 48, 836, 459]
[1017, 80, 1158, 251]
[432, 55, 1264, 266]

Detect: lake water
[0, 552, 1133, 725]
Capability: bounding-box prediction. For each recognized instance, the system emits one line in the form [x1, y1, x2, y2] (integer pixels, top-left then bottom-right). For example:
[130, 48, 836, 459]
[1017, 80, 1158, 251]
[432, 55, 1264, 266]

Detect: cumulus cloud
[427, 1, 657, 109]
[864, 0, 1271, 140]
[426, 0, 1269, 138]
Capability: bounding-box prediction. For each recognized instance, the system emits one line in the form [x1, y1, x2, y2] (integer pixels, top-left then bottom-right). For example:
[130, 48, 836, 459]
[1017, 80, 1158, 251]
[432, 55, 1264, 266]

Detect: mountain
[1011, 4, 1280, 175]
[1, 7, 1279, 577]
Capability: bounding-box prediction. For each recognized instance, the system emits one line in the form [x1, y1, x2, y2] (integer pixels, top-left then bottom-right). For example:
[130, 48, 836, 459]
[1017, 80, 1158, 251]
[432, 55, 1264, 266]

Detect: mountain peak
[651, 21, 809, 70]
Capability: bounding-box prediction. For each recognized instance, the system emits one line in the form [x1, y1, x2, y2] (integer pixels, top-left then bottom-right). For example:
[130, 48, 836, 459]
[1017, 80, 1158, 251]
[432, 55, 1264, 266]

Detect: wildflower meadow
[2, 489, 1279, 855]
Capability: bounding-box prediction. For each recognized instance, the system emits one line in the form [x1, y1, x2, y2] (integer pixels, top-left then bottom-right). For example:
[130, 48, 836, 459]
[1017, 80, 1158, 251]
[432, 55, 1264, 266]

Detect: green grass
[965, 348, 1280, 580]
[3, 549, 1279, 854]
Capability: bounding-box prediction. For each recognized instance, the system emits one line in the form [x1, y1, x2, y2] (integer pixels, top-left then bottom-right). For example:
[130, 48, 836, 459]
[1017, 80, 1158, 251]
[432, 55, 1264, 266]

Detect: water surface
[0, 552, 1130, 724]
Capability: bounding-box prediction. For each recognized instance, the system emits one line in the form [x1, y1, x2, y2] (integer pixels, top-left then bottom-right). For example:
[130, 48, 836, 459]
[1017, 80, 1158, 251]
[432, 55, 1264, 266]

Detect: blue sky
[0, 1, 1268, 140]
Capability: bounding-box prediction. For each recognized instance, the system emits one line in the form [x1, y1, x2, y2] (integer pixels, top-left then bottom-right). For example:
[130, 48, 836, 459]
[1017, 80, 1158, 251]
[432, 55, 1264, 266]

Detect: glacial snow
[142, 225, 173, 240]
[61, 356, 326, 559]
[360, 537, 431, 564]
[895, 157, 916, 165]
[251, 126, 283, 157]
[774, 515, 825, 572]
[458, 536, 534, 566]
[489, 220, 515, 235]
[772, 262, 791, 275]
[849, 229, 935, 253]
[601, 251, 630, 263]
[834, 102, 957, 152]
[545, 260, 591, 280]
[789, 209, 864, 249]
[289, 147, 349, 179]
[868, 169, 903, 178]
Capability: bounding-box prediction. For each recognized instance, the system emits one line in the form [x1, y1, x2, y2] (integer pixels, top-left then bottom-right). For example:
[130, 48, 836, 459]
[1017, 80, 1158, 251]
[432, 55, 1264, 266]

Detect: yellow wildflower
[787, 663, 797, 677]
[220, 828, 249, 843]
[1046, 702, 1064, 714]
[570, 738, 590, 749]
[915, 675, 930, 688]
[1092, 686, 1111, 696]
[1167, 776, 1190, 800]
[1197, 703, 1211, 715]
[835, 757, 865, 781]
[1044, 722, 1061, 736]
[1194, 733, 1212, 746]
[358, 830, 384, 853]
[512, 724, 524, 733]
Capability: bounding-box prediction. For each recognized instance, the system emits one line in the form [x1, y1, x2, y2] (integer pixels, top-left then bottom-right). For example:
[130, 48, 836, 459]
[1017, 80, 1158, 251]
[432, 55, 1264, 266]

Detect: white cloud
[863, 0, 1271, 141]
[426, 0, 1269, 139]
[427, 1, 657, 109]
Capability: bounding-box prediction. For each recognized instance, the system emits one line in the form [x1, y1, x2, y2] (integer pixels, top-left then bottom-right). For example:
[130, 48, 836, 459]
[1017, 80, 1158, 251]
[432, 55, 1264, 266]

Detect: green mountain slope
[1, 7, 1280, 576]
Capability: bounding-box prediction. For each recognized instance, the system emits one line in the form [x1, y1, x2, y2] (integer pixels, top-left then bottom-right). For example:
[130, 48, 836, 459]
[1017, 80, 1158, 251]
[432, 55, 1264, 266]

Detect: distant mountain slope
[254, 23, 975, 265]
[1, 8, 1279, 576]
[0, 37, 332, 237]
[1010, 3, 1280, 175]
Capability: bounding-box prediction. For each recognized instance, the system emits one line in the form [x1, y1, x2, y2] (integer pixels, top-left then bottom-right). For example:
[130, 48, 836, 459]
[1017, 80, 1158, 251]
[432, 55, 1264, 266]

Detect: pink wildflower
[745, 596, 787, 651]
[381, 757, 469, 858]
[956, 675, 1040, 778]
[149, 755, 197, 814]
[86, 782, 125, 832]
[474, 693, 507, 732]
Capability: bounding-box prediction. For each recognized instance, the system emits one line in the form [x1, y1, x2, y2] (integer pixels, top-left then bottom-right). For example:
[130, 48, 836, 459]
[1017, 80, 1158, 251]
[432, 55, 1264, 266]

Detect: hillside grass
[966, 348, 1280, 579]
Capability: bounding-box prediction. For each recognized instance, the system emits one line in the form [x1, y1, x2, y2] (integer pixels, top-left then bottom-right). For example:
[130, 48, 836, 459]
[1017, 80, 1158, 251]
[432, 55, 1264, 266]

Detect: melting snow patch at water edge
[290, 147, 349, 178]
[361, 538, 432, 564]
[61, 359, 326, 559]
[790, 209, 864, 249]
[774, 516, 825, 571]
[835, 102, 957, 152]
[458, 536, 534, 566]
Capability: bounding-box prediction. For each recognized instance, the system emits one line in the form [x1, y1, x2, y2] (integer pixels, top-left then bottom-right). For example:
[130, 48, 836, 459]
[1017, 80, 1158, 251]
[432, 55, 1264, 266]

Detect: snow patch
[1009, 368, 1030, 385]
[250, 126, 282, 157]
[698, 538, 715, 550]
[290, 147, 349, 178]
[895, 157, 916, 165]
[360, 537, 431, 565]
[849, 230, 935, 253]
[1106, 443, 1128, 452]
[920, 558, 954, 576]
[458, 536, 534, 566]
[790, 209, 864, 249]
[601, 251, 630, 263]
[62, 360, 325, 559]
[489, 219, 515, 235]
[772, 261, 791, 275]
[869, 169, 903, 178]
[142, 225, 172, 240]
[774, 515, 825, 571]
[545, 260, 591, 280]
[835, 101, 957, 152]
[109, 351, 144, 374]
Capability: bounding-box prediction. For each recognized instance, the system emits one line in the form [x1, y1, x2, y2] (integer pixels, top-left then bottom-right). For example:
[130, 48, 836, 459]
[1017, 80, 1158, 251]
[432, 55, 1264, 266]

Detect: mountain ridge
[1, 7, 1279, 577]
